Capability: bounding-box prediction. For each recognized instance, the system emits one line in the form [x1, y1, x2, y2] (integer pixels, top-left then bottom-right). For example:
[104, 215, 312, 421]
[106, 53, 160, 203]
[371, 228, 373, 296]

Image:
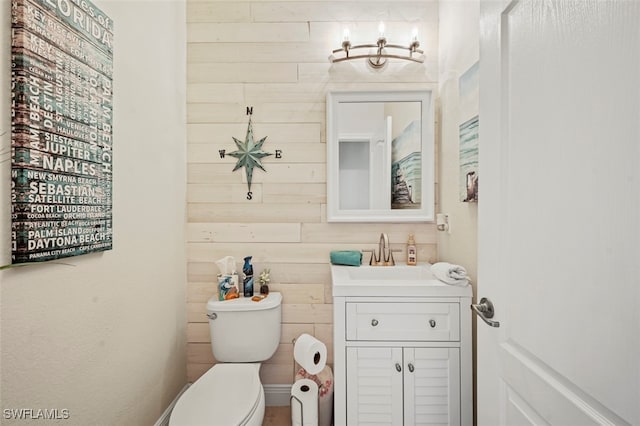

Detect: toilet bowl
[169, 363, 264, 426]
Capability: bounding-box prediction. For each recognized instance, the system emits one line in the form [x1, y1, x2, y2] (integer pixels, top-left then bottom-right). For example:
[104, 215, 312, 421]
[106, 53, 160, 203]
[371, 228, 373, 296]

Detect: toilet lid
[169, 364, 262, 426]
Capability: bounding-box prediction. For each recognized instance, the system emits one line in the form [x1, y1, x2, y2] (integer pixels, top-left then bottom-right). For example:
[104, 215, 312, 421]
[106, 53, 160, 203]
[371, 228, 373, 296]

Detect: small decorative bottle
[242, 256, 254, 297]
[407, 234, 417, 265]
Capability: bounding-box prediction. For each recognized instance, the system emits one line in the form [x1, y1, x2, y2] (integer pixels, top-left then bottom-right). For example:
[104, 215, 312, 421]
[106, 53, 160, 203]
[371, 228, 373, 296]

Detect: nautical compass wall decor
[219, 107, 282, 200]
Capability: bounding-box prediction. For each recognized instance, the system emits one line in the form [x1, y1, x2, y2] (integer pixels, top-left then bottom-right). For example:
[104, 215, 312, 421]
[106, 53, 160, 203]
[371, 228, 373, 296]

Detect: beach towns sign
[10, 0, 113, 263]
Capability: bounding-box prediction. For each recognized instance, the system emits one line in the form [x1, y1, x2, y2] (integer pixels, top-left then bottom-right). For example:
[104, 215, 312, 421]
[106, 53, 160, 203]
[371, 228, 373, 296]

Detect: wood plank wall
[186, 0, 440, 385]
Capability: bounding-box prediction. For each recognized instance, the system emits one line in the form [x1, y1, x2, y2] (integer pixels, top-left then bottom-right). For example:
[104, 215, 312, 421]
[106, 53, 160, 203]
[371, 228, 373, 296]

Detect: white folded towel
[430, 262, 470, 286]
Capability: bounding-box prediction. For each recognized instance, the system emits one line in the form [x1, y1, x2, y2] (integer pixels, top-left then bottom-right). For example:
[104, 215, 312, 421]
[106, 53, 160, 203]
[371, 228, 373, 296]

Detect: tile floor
[263, 406, 292, 425]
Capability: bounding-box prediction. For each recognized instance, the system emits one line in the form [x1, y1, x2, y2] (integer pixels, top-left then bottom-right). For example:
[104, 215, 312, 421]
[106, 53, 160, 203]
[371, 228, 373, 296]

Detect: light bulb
[411, 27, 418, 42]
[343, 27, 350, 42]
[378, 21, 385, 37]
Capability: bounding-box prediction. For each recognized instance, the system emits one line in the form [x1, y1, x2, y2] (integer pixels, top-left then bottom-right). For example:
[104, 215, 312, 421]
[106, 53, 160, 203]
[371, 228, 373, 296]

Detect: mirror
[326, 90, 435, 222]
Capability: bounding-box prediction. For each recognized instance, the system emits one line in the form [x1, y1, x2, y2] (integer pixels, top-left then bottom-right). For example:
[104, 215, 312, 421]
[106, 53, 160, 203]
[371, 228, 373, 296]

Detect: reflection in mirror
[338, 139, 370, 209]
[327, 91, 434, 222]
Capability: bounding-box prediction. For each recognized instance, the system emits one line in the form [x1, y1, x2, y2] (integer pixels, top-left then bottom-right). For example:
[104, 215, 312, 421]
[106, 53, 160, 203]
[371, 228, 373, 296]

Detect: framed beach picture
[459, 115, 478, 202]
[459, 61, 479, 202]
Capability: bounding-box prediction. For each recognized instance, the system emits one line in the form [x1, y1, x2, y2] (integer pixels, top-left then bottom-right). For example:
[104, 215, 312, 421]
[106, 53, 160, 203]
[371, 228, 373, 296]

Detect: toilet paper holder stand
[291, 336, 323, 425]
[290, 393, 306, 425]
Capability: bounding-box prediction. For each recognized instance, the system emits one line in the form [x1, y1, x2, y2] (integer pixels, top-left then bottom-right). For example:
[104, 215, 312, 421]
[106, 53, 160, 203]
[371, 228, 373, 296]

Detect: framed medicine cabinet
[326, 90, 435, 222]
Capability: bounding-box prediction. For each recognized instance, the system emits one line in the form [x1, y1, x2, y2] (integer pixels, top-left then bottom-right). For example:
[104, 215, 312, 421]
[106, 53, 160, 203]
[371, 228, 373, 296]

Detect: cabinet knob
[408, 363, 415, 373]
[371, 319, 379, 327]
[429, 319, 436, 328]
[395, 363, 402, 372]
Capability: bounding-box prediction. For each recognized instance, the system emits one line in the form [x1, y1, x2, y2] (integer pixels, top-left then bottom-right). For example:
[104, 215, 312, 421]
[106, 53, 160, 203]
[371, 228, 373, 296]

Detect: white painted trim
[154, 384, 191, 426]
[265, 384, 292, 407]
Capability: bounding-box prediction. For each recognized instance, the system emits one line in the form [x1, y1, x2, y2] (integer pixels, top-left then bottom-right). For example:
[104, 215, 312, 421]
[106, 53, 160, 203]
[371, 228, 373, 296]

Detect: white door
[477, 1, 640, 425]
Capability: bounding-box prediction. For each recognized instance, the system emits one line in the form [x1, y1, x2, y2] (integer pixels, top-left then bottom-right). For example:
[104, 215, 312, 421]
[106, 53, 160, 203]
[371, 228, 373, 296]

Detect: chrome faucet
[365, 233, 397, 266]
[378, 233, 390, 265]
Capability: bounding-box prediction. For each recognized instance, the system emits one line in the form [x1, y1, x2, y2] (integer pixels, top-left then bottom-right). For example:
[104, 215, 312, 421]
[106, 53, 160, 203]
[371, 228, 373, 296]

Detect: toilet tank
[206, 292, 282, 362]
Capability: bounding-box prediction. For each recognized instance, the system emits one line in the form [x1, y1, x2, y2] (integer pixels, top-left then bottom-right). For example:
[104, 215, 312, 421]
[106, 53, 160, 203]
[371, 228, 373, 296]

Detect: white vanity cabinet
[333, 295, 472, 426]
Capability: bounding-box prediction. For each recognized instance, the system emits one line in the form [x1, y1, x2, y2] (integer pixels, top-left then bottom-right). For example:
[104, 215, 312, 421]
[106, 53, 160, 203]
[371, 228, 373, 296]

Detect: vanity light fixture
[329, 22, 424, 69]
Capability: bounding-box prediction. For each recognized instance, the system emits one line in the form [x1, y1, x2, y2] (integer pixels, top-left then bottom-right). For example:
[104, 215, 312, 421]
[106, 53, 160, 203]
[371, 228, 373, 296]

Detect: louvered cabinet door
[346, 347, 404, 425]
[404, 348, 461, 426]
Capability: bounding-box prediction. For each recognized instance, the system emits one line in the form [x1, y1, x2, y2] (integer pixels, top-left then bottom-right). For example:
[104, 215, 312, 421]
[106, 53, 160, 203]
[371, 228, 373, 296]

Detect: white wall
[438, 1, 479, 421]
[437, 1, 479, 291]
[0, 1, 188, 425]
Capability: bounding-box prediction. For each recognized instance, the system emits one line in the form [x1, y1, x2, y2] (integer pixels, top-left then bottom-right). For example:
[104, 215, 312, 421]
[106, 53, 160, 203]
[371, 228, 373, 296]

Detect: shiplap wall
[186, 0, 440, 385]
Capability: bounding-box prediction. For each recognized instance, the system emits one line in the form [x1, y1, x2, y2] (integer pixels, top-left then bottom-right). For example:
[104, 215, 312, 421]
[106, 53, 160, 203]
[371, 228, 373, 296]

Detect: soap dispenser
[407, 234, 417, 265]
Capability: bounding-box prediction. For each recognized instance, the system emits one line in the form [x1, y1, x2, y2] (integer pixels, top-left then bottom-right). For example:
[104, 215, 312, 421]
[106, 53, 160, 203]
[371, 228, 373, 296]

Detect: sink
[343, 264, 433, 281]
[331, 263, 472, 297]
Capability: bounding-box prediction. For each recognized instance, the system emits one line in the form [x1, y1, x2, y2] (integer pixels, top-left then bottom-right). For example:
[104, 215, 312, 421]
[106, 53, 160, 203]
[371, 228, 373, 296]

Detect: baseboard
[264, 384, 292, 407]
[154, 384, 190, 426]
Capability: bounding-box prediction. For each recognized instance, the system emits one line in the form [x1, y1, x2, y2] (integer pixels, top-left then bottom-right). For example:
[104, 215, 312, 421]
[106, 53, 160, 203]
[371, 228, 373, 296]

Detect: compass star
[228, 117, 272, 192]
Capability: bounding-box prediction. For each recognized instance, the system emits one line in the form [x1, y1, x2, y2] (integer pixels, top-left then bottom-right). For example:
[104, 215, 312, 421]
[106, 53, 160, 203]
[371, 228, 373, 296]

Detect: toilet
[169, 292, 282, 426]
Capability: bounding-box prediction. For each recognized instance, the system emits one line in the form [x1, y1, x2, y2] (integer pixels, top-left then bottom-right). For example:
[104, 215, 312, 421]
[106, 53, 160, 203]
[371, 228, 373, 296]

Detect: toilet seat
[169, 363, 263, 426]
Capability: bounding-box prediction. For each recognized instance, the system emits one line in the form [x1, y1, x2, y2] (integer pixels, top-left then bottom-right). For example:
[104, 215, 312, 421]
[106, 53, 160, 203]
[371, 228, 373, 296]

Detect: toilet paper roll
[294, 334, 327, 375]
[291, 378, 319, 426]
[296, 366, 333, 426]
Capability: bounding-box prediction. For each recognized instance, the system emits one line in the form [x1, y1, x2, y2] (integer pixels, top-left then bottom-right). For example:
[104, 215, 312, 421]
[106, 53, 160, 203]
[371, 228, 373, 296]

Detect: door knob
[471, 297, 500, 328]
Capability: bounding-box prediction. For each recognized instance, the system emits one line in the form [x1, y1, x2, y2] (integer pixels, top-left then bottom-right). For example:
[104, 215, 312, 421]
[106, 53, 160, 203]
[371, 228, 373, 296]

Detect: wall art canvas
[459, 115, 478, 202]
[10, 0, 113, 263]
[459, 61, 479, 202]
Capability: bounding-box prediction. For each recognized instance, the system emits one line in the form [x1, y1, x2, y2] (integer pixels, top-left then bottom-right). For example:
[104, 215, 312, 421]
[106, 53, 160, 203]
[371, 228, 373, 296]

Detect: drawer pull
[408, 363, 415, 373]
[395, 363, 402, 372]
[371, 319, 379, 327]
[429, 319, 436, 328]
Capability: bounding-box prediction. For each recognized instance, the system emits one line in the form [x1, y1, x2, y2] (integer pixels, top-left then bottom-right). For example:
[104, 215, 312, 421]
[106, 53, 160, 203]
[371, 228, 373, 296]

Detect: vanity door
[403, 347, 461, 426]
[345, 347, 404, 425]
[346, 346, 461, 425]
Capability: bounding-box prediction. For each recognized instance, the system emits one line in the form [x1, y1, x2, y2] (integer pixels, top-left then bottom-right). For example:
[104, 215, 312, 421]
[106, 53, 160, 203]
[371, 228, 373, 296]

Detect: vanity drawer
[346, 302, 460, 342]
